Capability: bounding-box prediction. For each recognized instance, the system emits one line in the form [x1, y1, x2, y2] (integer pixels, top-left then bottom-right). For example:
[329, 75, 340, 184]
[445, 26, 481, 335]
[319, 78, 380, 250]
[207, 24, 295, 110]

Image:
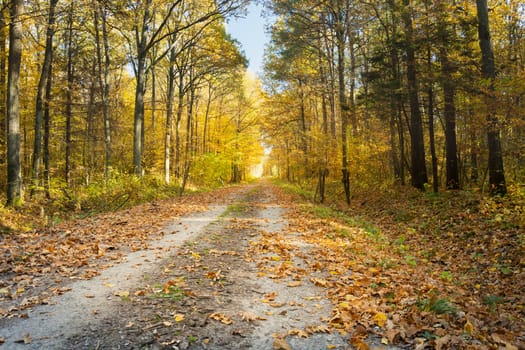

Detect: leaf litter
[0, 181, 523, 349]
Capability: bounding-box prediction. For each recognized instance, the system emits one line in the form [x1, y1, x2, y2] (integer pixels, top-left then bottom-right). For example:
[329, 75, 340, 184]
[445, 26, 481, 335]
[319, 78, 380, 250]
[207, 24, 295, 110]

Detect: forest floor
[0, 181, 523, 349]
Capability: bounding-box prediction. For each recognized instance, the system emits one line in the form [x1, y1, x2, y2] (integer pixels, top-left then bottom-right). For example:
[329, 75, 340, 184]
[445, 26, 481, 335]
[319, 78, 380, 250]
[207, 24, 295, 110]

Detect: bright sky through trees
[226, 2, 267, 75]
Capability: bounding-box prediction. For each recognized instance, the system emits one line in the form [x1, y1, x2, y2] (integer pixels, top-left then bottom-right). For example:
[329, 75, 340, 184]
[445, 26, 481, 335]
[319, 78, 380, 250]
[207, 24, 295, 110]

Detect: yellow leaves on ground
[310, 277, 330, 287]
[209, 313, 233, 325]
[287, 281, 302, 287]
[372, 312, 387, 328]
[174, 314, 185, 322]
[464, 319, 474, 335]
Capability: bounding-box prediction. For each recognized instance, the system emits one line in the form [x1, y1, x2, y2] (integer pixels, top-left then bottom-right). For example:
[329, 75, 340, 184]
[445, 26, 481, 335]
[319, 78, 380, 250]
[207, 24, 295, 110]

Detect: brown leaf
[209, 313, 233, 325]
[272, 336, 291, 350]
[288, 328, 309, 338]
[239, 311, 266, 322]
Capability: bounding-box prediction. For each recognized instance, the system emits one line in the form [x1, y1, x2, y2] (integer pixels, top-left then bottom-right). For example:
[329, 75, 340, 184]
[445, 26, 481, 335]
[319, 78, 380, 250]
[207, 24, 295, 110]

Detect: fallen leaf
[273, 336, 291, 350]
[305, 324, 331, 334]
[287, 281, 302, 287]
[373, 312, 387, 328]
[209, 313, 233, 325]
[435, 335, 450, 350]
[288, 328, 309, 338]
[239, 311, 266, 322]
[174, 313, 185, 322]
[350, 337, 369, 350]
[311, 277, 330, 287]
[464, 319, 474, 335]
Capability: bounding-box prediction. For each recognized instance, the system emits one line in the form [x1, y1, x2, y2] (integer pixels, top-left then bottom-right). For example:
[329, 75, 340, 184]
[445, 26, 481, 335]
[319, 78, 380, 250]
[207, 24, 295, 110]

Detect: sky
[226, 2, 269, 75]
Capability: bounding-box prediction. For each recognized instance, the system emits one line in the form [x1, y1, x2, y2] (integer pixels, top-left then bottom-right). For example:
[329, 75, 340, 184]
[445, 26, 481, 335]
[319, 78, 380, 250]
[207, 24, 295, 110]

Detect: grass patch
[151, 284, 184, 301]
[418, 296, 457, 315]
[221, 202, 247, 217]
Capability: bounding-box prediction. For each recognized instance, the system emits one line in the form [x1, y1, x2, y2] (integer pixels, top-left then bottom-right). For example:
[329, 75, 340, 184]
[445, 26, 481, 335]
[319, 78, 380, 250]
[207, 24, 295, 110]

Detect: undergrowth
[0, 173, 185, 233]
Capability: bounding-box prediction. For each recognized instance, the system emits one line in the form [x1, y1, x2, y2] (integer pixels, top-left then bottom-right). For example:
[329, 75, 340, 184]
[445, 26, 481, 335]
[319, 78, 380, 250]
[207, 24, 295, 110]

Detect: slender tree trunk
[31, 0, 57, 195]
[43, 56, 52, 198]
[475, 0, 506, 195]
[6, 0, 23, 205]
[427, 80, 439, 193]
[402, 0, 428, 190]
[179, 83, 195, 195]
[0, 3, 7, 183]
[101, 5, 111, 182]
[94, 1, 111, 181]
[133, 0, 151, 177]
[65, 3, 74, 186]
[134, 56, 146, 176]
[470, 129, 479, 181]
[335, 3, 351, 204]
[441, 50, 459, 189]
[151, 65, 156, 132]
[202, 82, 212, 154]
[175, 71, 184, 178]
[164, 46, 176, 184]
[298, 79, 308, 177]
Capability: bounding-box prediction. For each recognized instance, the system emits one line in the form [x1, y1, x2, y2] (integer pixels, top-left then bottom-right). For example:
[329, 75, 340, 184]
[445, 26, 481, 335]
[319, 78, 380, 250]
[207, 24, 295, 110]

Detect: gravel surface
[1, 183, 353, 349]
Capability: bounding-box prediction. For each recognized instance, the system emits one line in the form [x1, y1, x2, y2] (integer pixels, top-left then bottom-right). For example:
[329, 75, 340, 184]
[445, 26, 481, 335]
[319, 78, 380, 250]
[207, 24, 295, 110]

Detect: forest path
[0, 182, 354, 349]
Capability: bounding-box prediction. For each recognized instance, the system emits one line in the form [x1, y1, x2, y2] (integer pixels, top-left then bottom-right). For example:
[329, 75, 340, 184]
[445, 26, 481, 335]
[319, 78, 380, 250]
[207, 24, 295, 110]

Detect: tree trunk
[6, 0, 23, 205]
[441, 50, 459, 189]
[134, 56, 146, 177]
[475, 0, 506, 195]
[43, 55, 52, 198]
[298, 79, 308, 177]
[402, 0, 428, 190]
[65, 3, 74, 186]
[164, 46, 176, 184]
[335, 2, 351, 205]
[202, 81, 212, 154]
[179, 83, 195, 196]
[132, 0, 152, 177]
[101, 5, 111, 182]
[0, 4, 7, 184]
[94, 1, 112, 181]
[32, 0, 57, 195]
[175, 71, 184, 178]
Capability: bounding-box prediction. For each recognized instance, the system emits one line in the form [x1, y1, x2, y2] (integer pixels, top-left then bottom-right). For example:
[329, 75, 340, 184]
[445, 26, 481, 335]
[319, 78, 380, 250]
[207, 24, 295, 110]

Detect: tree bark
[65, 3, 74, 186]
[6, 0, 23, 205]
[32, 0, 58, 195]
[441, 51, 459, 189]
[402, 0, 428, 190]
[0, 4, 7, 180]
[475, 0, 506, 195]
[43, 55, 52, 198]
[94, 1, 112, 181]
[334, 1, 351, 204]
[164, 46, 176, 184]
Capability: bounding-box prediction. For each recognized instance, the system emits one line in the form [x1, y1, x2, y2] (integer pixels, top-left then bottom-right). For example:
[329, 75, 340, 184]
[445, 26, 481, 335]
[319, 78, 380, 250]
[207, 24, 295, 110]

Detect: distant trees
[2, 0, 258, 205]
[262, 0, 523, 199]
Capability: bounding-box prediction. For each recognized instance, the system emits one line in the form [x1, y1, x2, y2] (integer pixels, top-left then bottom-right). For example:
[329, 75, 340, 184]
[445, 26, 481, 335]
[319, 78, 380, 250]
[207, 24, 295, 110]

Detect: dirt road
[1, 183, 350, 349]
